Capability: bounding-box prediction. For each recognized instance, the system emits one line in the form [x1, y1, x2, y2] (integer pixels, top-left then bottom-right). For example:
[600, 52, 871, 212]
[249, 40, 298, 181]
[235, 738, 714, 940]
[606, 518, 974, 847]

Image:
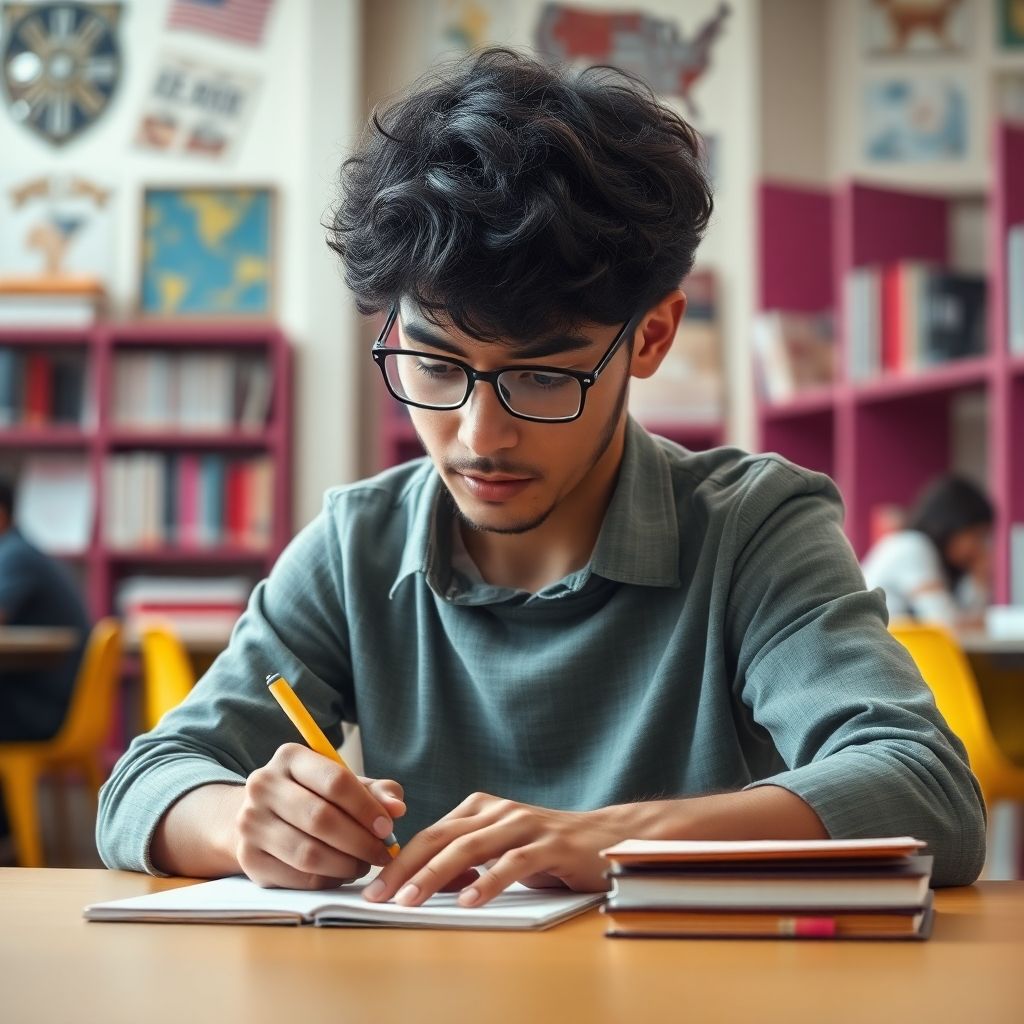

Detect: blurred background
[1, 0, 1023, 873]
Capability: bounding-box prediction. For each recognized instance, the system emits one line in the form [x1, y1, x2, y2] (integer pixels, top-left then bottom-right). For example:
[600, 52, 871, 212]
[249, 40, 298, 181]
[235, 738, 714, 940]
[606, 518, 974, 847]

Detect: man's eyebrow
[401, 320, 596, 360]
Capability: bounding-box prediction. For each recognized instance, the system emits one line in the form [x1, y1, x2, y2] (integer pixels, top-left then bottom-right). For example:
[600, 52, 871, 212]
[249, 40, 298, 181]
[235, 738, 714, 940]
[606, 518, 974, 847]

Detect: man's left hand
[361, 791, 634, 908]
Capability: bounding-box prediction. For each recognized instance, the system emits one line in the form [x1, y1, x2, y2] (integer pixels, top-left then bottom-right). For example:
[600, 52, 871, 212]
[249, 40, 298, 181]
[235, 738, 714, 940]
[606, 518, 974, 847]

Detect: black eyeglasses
[371, 305, 639, 424]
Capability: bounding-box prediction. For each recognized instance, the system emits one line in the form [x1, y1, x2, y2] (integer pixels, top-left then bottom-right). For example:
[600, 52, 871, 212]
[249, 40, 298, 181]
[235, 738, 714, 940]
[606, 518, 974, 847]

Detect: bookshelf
[0, 321, 291, 619]
[756, 122, 1024, 604]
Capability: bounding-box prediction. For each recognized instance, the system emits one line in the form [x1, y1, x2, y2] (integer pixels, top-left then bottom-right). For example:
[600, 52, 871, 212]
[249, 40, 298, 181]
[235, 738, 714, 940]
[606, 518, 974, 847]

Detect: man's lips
[456, 473, 533, 502]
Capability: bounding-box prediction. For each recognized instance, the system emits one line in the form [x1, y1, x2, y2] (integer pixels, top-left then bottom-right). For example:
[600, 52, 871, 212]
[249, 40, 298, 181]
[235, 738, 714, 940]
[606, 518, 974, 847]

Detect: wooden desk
[0, 626, 80, 669]
[2, 870, 1022, 1024]
[960, 633, 1024, 658]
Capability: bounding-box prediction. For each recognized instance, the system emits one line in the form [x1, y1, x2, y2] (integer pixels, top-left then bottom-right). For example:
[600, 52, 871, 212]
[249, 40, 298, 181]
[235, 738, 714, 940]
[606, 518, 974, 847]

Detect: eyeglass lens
[382, 353, 583, 420]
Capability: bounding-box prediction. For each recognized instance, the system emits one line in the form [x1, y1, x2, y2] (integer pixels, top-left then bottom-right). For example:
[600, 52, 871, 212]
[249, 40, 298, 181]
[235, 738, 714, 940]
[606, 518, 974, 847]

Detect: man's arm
[97, 499, 360, 875]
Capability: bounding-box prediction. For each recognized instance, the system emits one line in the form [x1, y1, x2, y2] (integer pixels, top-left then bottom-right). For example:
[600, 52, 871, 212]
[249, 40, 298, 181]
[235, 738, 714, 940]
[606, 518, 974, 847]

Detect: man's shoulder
[651, 435, 840, 520]
[322, 457, 435, 514]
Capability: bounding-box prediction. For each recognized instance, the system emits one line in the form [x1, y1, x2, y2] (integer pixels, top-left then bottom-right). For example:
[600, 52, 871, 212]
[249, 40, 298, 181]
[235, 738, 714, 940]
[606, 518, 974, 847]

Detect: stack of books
[0, 347, 87, 427]
[600, 837, 934, 940]
[116, 575, 253, 646]
[752, 310, 835, 403]
[0, 276, 105, 327]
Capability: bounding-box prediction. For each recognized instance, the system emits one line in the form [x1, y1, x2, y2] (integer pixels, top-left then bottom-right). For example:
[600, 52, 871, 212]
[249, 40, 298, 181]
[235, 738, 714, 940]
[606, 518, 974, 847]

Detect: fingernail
[363, 879, 386, 901]
[458, 887, 480, 907]
[395, 883, 419, 905]
[372, 816, 393, 839]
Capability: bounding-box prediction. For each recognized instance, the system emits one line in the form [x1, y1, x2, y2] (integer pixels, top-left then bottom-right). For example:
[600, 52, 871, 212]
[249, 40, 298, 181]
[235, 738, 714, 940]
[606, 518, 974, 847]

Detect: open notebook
[83, 875, 605, 931]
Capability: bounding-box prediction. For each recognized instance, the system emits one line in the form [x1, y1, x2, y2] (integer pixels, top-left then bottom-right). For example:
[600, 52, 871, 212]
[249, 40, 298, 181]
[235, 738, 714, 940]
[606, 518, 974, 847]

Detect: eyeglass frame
[370, 303, 641, 424]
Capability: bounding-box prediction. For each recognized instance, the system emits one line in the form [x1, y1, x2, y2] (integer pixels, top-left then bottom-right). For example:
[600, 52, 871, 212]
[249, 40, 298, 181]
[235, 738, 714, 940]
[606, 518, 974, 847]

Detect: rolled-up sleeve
[96, 494, 355, 874]
[727, 463, 986, 887]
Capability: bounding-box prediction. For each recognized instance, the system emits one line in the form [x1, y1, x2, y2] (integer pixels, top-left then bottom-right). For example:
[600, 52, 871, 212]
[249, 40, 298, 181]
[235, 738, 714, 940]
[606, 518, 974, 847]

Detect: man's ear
[629, 289, 686, 380]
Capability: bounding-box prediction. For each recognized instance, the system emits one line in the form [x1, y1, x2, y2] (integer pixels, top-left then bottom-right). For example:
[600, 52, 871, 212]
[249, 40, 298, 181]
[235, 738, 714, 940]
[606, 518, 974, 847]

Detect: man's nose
[456, 379, 519, 456]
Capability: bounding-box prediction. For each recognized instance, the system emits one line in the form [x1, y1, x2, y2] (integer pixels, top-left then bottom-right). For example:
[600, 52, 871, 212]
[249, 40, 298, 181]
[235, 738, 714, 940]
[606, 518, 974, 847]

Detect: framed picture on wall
[862, 0, 970, 56]
[863, 77, 968, 161]
[138, 185, 276, 318]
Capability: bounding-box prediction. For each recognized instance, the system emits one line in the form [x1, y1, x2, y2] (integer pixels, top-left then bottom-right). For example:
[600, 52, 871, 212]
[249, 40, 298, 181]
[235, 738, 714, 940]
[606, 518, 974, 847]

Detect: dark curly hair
[327, 47, 713, 342]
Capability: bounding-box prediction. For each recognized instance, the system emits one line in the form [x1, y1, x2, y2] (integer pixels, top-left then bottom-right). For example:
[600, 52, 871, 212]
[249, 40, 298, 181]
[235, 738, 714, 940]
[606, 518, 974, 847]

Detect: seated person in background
[0, 477, 91, 743]
[862, 475, 993, 631]
[98, 48, 985, 899]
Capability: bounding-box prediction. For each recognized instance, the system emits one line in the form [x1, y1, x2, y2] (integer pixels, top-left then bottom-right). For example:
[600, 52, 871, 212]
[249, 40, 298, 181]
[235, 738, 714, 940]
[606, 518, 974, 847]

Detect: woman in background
[862, 475, 994, 630]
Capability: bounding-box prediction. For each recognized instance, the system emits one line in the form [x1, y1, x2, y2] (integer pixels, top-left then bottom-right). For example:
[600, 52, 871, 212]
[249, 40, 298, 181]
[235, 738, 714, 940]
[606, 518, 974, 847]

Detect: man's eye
[520, 371, 572, 390]
[414, 358, 459, 378]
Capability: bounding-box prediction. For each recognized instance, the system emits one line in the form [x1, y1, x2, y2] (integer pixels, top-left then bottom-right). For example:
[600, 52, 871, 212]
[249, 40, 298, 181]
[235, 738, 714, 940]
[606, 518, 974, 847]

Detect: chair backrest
[48, 617, 122, 758]
[890, 622, 1018, 805]
[140, 624, 196, 731]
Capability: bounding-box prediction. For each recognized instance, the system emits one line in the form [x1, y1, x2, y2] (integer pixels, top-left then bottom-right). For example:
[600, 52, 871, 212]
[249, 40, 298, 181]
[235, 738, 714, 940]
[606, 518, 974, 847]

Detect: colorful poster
[998, 0, 1024, 48]
[0, 175, 114, 281]
[134, 52, 260, 162]
[534, 3, 731, 117]
[864, 78, 967, 161]
[862, 0, 970, 55]
[139, 187, 274, 318]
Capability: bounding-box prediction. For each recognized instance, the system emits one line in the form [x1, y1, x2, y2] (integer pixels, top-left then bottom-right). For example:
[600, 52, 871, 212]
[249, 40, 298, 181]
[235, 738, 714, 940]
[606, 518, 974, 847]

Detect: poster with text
[134, 52, 260, 162]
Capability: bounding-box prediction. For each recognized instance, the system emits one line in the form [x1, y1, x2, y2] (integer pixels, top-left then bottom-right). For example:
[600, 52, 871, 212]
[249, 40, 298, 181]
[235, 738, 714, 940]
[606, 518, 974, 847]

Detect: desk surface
[959, 632, 1024, 655]
[0, 626, 80, 654]
[2, 870, 1023, 1024]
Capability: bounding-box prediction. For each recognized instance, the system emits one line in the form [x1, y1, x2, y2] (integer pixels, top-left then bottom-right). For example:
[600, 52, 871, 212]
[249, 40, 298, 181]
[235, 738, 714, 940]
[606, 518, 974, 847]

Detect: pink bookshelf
[0, 321, 292, 619]
[756, 123, 1024, 603]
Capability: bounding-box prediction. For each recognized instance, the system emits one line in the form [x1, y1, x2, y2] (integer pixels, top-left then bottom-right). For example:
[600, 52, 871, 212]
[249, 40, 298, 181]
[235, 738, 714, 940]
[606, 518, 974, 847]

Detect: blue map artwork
[141, 188, 272, 316]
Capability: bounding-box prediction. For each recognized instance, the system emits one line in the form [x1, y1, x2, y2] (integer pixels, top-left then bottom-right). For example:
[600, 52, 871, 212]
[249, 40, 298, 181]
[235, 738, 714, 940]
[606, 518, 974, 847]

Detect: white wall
[0, 0, 364, 529]
[361, 0, 763, 451]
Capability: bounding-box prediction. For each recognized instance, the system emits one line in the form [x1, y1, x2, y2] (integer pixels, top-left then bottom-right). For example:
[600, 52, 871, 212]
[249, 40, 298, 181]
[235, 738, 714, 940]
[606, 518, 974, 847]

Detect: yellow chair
[890, 623, 1024, 810]
[140, 624, 195, 731]
[0, 618, 122, 868]
[891, 622, 1024, 880]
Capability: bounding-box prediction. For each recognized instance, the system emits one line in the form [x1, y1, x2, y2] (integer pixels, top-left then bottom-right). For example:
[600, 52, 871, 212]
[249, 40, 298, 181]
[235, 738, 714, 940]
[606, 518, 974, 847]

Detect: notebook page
[84, 875, 604, 929]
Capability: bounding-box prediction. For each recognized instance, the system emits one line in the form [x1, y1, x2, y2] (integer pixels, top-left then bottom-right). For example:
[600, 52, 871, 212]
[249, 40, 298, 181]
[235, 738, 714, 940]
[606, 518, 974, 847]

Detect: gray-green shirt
[97, 419, 986, 886]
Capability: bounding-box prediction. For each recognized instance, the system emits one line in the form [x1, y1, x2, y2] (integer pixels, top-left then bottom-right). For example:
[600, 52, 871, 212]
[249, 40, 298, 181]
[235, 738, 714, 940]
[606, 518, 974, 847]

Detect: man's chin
[448, 493, 555, 536]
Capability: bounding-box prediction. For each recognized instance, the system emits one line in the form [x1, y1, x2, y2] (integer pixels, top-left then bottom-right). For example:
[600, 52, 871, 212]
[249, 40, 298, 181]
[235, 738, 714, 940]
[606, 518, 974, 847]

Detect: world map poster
[140, 187, 273, 317]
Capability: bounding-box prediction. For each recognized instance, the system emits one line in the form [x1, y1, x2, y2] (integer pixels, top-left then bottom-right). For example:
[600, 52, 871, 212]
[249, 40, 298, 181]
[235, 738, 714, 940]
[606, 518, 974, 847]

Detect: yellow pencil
[265, 672, 400, 858]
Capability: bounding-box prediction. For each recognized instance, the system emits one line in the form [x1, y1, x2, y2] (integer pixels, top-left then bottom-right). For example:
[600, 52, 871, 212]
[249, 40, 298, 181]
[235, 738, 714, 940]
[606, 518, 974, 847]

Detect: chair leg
[1, 760, 45, 868]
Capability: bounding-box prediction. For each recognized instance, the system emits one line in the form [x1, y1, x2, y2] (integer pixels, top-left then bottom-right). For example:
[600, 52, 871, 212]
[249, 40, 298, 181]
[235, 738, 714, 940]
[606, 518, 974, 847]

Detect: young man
[97, 49, 985, 902]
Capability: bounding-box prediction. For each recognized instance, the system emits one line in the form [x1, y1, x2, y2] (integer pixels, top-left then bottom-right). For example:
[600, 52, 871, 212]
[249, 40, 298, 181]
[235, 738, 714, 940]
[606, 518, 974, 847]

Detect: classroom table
[1, 870, 1022, 1024]
[0, 626, 80, 669]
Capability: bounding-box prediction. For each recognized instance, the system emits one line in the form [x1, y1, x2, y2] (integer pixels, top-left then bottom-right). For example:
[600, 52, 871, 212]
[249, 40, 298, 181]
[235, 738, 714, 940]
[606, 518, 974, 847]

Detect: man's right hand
[234, 742, 406, 889]
[149, 743, 405, 887]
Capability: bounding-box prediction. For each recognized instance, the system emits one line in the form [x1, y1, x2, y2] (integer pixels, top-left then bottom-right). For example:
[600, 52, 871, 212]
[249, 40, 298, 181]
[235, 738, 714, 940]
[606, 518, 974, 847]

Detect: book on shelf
[112, 350, 272, 432]
[1010, 225, 1024, 355]
[116, 575, 253, 645]
[599, 837, 933, 940]
[846, 263, 986, 379]
[104, 452, 273, 551]
[1012, 524, 1024, 607]
[752, 311, 835, 403]
[628, 269, 722, 426]
[0, 347, 87, 427]
[0, 276, 105, 327]
[13, 454, 94, 553]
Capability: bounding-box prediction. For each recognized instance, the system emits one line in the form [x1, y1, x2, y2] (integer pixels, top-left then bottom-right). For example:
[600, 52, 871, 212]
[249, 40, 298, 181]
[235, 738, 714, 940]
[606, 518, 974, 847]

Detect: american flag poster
[167, 0, 275, 46]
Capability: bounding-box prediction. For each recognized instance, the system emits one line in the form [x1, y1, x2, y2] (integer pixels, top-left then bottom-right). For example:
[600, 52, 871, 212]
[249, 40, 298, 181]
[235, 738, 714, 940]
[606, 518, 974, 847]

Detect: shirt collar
[389, 416, 681, 600]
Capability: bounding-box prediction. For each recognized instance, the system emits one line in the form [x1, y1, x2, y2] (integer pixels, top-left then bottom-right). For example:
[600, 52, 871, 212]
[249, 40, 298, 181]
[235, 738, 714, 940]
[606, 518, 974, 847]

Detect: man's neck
[460, 423, 627, 593]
